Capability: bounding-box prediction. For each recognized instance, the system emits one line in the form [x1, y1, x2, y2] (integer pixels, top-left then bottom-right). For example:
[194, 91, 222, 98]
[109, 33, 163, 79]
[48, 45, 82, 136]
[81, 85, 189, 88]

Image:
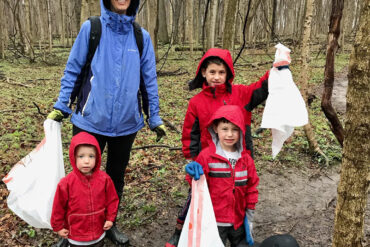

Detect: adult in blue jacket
[48, 0, 165, 246]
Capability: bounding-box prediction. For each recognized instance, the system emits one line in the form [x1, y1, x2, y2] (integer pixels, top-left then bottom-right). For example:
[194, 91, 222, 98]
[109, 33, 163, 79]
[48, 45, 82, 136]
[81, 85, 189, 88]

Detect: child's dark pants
[218, 225, 250, 247]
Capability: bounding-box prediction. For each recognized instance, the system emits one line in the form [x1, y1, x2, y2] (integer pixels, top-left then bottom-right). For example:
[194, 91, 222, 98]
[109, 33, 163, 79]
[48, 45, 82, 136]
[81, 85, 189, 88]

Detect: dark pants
[68, 238, 104, 247]
[177, 188, 192, 224]
[218, 225, 249, 247]
[73, 125, 137, 199]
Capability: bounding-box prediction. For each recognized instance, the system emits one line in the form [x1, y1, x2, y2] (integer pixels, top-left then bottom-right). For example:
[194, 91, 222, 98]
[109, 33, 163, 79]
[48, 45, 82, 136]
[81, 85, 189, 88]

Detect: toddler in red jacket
[167, 48, 269, 247]
[186, 105, 259, 246]
[51, 132, 119, 247]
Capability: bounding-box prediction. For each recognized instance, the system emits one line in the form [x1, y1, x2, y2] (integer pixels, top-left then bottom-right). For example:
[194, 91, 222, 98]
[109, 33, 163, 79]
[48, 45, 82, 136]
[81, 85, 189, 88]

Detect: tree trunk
[157, 0, 169, 44]
[206, 0, 218, 50]
[185, 0, 193, 54]
[332, 2, 370, 246]
[0, 0, 5, 59]
[60, 0, 65, 47]
[46, 0, 52, 53]
[222, 0, 238, 50]
[172, 0, 182, 44]
[321, 0, 344, 146]
[271, 0, 277, 40]
[299, 0, 329, 164]
[80, 0, 100, 27]
[154, 0, 159, 60]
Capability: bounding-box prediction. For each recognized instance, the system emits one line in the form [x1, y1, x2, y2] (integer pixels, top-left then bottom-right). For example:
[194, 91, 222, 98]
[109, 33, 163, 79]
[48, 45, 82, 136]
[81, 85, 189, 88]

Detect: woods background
[0, 0, 364, 61]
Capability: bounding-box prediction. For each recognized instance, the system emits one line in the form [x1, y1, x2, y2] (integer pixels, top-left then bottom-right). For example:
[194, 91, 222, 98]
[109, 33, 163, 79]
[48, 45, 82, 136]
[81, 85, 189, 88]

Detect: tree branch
[131, 145, 181, 151]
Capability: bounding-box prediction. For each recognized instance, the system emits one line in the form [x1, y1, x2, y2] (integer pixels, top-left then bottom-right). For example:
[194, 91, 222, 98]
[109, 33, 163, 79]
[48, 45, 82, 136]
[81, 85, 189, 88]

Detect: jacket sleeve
[51, 180, 69, 232]
[242, 70, 270, 112]
[105, 176, 119, 222]
[181, 99, 201, 160]
[140, 29, 163, 130]
[53, 21, 91, 116]
[245, 157, 259, 210]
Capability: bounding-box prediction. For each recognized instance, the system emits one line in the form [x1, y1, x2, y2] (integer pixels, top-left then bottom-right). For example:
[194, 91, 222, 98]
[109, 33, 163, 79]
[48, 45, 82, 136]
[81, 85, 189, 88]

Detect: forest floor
[0, 46, 368, 247]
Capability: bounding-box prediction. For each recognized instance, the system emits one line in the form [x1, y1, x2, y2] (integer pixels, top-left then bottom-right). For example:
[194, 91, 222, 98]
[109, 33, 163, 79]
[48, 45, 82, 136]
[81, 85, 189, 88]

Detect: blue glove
[185, 161, 204, 181]
[244, 214, 254, 246]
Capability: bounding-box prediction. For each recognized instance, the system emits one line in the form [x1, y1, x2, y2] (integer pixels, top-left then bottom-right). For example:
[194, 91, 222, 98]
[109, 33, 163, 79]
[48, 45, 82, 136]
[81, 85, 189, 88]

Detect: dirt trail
[255, 167, 369, 246]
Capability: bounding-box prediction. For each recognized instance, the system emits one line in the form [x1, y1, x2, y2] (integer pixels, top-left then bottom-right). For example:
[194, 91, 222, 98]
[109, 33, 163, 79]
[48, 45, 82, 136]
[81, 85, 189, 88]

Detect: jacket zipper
[81, 76, 93, 116]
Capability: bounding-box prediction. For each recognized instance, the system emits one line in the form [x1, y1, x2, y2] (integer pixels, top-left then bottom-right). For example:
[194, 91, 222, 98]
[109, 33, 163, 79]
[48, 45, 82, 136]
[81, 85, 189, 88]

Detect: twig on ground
[0, 109, 17, 113]
[132, 145, 181, 151]
[163, 118, 181, 134]
[33, 102, 47, 116]
[157, 68, 188, 77]
[2, 77, 31, 88]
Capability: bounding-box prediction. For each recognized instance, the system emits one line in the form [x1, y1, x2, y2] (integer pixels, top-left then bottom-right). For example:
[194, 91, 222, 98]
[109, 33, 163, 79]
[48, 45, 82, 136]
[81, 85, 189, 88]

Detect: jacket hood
[206, 105, 246, 153]
[102, 0, 140, 17]
[189, 48, 235, 91]
[69, 132, 102, 175]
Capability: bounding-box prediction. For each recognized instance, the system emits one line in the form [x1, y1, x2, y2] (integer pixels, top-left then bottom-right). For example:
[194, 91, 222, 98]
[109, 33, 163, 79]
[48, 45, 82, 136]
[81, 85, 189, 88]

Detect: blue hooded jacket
[54, 0, 162, 136]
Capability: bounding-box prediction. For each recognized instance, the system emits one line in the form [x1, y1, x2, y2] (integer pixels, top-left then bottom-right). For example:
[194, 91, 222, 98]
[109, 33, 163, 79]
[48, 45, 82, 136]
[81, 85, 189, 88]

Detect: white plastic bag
[178, 175, 224, 247]
[261, 43, 308, 158]
[2, 119, 65, 229]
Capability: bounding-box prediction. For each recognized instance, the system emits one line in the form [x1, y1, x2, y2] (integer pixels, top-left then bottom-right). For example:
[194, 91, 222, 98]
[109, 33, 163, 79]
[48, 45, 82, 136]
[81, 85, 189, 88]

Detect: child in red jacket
[186, 105, 259, 246]
[167, 48, 269, 247]
[51, 132, 119, 247]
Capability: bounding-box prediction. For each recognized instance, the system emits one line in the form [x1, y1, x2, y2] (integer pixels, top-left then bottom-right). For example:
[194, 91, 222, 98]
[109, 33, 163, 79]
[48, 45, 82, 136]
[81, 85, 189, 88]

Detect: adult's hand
[185, 161, 204, 181]
[47, 109, 64, 122]
[153, 124, 166, 142]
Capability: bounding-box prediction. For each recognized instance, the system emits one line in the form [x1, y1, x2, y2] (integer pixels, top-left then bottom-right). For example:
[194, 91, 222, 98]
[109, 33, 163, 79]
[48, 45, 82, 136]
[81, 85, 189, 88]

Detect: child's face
[213, 121, 240, 152]
[75, 145, 96, 175]
[201, 63, 227, 87]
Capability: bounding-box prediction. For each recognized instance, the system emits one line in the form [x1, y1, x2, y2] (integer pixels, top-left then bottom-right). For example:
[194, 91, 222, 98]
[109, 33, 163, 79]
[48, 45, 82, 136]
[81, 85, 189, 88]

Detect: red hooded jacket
[51, 132, 119, 242]
[186, 105, 259, 230]
[182, 48, 269, 160]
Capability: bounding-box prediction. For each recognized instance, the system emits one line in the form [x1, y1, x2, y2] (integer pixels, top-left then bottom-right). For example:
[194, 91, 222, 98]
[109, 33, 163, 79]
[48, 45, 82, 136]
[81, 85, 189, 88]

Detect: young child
[51, 132, 119, 247]
[186, 105, 259, 247]
[166, 48, 270, 246]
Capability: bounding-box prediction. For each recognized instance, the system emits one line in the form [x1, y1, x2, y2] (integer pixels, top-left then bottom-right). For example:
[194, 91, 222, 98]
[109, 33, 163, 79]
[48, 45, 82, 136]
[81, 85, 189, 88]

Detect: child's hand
[103, 220, 113, 230]
[57, 228, 69, 238]
[185, 161, 204, 180]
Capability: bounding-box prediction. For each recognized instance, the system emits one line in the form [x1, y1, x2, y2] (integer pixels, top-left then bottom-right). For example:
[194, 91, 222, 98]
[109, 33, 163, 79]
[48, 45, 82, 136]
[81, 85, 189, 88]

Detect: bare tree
[332, 2, 370, 246]
[299, 0, 329, 164]
[157, 0, 169, 44]
[222, 0, 238, 50]
[0, 0, 5, 59]
[206, 0, 218, 50]
[185, 0, 193, 53]
[80, 0, 100, 27]
[46, 0, 52, 53]
[321, 0, 344, 146]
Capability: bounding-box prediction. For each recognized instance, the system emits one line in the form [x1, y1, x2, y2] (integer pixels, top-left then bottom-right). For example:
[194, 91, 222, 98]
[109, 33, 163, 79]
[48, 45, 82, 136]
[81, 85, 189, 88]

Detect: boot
[51, 238, 69, 247]
[106, 225, 129, 246]
[165, 228, 181, 247]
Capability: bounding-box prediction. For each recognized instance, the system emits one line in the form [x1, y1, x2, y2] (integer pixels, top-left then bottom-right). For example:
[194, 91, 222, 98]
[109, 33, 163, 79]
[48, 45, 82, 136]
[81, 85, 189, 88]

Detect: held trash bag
[260, 43, 308, 158]
[178, 175, 224, 247]
[2, 119, 65, 229]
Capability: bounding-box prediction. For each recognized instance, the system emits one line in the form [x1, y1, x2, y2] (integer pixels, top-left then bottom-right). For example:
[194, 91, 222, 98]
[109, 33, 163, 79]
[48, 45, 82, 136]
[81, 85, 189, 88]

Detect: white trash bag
[2, 119, 65, 229]
[178, 175, 224, 247]
[261, 43, 308, 158]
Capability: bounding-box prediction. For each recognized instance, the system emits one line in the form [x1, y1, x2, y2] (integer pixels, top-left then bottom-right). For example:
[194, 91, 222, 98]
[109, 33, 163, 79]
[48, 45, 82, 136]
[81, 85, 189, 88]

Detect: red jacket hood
[69, 132, 102, 175]
[189, 48, 235, 90]
[206, 105, 246, 135]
